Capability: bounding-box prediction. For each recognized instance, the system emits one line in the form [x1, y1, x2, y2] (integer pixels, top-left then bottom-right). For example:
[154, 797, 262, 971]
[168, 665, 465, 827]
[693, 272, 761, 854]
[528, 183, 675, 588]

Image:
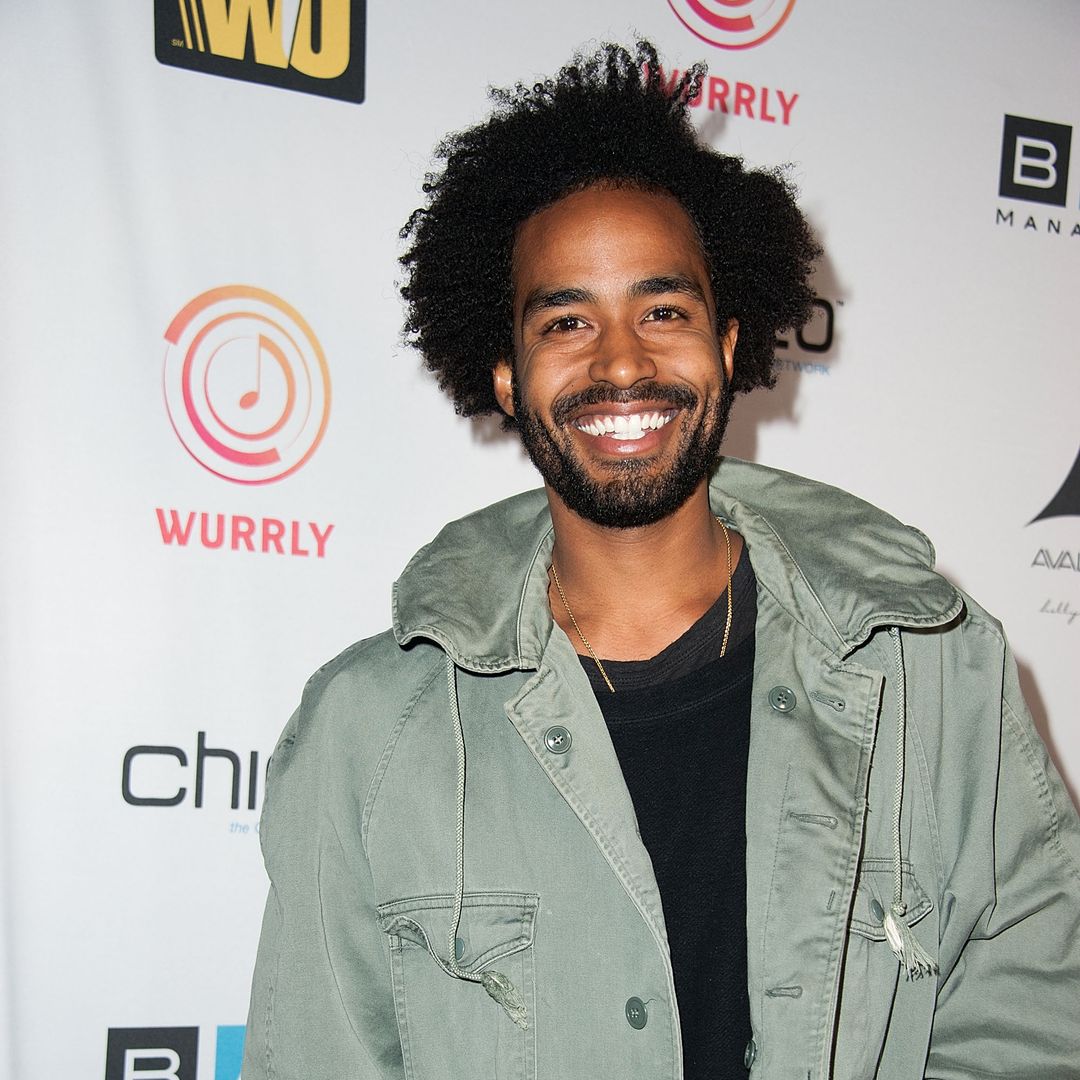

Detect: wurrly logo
[155, 508, 333, 558]
[154, 0, 365, 104]
[163, 287, 331, 485]
[667, 0, 797, 50]
[996, 114, 1079, 237]
[655, 64, 798, 126]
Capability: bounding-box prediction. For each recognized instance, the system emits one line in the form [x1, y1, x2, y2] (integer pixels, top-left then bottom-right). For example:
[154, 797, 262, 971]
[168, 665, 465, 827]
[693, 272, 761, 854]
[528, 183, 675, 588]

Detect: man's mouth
[573, 409, 677, 441]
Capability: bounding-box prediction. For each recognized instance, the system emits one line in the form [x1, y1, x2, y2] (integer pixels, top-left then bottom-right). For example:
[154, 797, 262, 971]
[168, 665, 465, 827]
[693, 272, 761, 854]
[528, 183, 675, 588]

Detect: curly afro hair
[400, 39, 820, 423]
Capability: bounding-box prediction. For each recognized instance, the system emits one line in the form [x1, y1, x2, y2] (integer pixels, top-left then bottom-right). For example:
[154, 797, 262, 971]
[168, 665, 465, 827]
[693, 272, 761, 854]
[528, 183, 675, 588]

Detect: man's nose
[587, 324, 657, 387]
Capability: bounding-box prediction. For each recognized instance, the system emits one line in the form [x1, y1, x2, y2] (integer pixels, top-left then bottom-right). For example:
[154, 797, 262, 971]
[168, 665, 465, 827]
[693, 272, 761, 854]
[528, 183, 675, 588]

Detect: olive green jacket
[243, 459, 1080, 1079]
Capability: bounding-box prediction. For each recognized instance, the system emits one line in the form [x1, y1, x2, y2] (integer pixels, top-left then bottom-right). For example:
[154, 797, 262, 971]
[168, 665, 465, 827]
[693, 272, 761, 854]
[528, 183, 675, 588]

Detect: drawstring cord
[442, 657, 528, 1027]
[883, 628, 938, 980]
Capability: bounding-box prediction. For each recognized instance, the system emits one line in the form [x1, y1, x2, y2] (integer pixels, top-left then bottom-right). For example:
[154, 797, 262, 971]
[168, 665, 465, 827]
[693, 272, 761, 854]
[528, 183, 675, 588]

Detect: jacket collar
[392, 457, 963, 672]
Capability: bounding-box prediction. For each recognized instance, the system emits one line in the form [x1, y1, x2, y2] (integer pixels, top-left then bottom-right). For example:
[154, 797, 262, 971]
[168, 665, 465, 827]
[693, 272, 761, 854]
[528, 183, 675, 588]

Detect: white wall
[1, 2, 1077, 1075]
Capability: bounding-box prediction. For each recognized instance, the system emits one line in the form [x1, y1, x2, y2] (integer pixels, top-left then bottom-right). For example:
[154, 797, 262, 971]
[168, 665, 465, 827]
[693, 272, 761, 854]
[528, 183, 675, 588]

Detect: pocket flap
[377, 891, 538, 972]
[849, 858, 932, 942]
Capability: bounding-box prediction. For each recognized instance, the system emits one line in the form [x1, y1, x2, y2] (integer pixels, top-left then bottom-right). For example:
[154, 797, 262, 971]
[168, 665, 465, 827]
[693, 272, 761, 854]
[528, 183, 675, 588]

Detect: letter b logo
[105, 1029, 197, 1080]
[998, 115, 1072, 207]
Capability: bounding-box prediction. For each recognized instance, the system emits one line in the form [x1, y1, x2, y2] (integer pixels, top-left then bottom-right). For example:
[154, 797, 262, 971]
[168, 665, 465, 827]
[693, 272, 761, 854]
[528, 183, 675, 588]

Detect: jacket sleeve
[926, 632, 1080, 1079]
[243, 671, 405, 1080]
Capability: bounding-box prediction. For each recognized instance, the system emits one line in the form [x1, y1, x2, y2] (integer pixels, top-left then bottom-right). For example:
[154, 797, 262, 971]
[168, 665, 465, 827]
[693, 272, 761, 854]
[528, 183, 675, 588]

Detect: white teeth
[575, 410, 674, 439]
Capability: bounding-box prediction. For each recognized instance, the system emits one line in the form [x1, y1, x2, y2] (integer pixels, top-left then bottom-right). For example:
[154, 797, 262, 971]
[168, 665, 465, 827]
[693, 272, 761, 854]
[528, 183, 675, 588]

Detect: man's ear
[492, 358, 515, 417]
[721, 319, 739, 383]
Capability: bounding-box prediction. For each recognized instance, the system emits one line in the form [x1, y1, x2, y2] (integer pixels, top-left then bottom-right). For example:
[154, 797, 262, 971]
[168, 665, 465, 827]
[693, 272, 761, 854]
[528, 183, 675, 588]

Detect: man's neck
[546, 480, 744, 662]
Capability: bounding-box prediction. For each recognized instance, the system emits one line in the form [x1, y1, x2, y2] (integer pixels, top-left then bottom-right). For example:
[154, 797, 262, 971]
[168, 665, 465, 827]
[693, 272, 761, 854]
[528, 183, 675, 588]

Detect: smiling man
[243, 42, 1080, 1080]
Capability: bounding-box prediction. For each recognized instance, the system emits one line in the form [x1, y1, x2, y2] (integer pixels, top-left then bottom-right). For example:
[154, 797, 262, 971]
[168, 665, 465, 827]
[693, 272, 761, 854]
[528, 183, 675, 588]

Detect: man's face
[493, 184, 737, 529]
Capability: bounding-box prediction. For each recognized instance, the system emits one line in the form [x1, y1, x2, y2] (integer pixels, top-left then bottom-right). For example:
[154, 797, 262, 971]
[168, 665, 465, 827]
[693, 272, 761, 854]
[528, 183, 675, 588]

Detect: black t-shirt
[580, 553, 756, 1077]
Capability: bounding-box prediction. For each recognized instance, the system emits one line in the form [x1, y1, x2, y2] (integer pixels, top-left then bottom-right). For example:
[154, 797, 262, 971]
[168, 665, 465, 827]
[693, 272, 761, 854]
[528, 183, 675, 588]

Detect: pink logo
[163, 286, 331, 484]
[667, 0, 797, 50]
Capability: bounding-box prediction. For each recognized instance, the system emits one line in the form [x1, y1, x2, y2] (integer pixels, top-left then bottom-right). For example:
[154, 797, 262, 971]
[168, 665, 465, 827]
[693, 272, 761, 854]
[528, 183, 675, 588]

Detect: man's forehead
[510, 184, 712, 309]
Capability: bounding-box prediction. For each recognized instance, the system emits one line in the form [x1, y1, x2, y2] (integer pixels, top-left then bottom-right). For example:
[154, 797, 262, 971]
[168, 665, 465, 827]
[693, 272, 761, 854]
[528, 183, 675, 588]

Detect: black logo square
[105, 1027, 198, 1080]
[998, 114, 1072, 207]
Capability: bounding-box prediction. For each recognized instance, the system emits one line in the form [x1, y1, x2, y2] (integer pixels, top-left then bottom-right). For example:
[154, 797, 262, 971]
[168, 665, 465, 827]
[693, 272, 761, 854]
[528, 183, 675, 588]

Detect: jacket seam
[515, 528, 553, 666]
[315, 833, 382, 1072]
[909, 717, 946, 908]
[758, 763, 793, 1066]
[264, 891, 280, 1080]
[1002, 695, 1080, 885]
[361, 656, 446, 854]
[818, 679, 880, 1080]
[960, 615, 1079, 885]
[393, 942, 415, 1079]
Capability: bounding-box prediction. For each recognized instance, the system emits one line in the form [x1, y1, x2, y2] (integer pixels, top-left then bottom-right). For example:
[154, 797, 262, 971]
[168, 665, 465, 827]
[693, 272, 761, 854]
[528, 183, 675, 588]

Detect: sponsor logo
[154, 0, 365, 104]
[655, 64, 798, 125]
[995, 114, 1080, 237]
[122, 732, 263, 811]
[105, 1026, 243, 1080]
[774, 295, 840, 375]
[1038, 598, 1079, 626]
[667, 0, 797, 50]
[1031, 447, 1080, 523]
[154, 509, 333, 557]
[999, 115, 1071, 207]
[163, 287, 331, 485]
[1031, 549, 1080, 572]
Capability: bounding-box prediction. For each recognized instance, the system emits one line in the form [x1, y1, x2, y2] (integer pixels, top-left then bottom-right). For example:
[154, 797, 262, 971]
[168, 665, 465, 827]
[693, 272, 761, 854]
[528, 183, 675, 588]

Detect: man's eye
[545, 315, 586, 333]
[645, 305, 684, 322]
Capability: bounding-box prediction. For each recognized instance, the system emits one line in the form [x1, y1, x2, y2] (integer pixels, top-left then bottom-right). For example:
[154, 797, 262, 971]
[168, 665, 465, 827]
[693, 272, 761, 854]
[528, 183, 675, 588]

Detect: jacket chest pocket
[833, 859, 934, 1079]
[377, 892, 539, 1080]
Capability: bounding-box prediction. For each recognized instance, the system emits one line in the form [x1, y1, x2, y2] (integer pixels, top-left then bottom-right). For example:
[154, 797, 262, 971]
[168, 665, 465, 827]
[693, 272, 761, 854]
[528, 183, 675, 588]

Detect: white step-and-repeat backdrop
[1, 2, 1077, 1076]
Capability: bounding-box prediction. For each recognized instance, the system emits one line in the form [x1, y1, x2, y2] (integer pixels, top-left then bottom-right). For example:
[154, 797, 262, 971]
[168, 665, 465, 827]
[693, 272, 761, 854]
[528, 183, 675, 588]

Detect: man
[243, 42, 1080, 1079]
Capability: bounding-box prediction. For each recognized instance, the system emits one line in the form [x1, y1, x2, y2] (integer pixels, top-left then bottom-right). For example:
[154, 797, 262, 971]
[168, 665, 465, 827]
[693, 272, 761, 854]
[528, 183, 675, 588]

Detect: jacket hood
[392, 457, 963, 672]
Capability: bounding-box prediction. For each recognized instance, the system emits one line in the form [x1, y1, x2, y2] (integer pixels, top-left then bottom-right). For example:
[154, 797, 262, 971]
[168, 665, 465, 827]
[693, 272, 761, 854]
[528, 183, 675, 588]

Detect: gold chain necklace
[549, 518, 734, 694]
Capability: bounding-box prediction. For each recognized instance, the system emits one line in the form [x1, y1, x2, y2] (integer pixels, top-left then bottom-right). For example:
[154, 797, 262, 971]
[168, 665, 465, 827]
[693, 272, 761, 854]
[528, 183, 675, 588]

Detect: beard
[512, 378, 733, 529]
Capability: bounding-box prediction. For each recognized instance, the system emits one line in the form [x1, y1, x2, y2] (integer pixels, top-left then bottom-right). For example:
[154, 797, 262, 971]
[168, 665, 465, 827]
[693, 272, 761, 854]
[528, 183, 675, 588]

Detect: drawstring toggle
[883, 902, 937, 979]
[481, 970, 528, 1028]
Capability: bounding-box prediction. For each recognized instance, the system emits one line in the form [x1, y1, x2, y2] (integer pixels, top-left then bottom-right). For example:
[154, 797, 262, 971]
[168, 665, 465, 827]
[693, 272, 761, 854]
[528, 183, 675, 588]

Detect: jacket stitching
[515, 528, 553, 667]
[758, 762, 793, 1062]
[1002, 695, 1080, 885]
[315, 837, 383, 1071]
[909, 715, 946, 913]
[819, 674, 882, 1080]
[393, 944, 415, 1079]
[264, 934, 277, 1080]
[361, 657, 445, 853]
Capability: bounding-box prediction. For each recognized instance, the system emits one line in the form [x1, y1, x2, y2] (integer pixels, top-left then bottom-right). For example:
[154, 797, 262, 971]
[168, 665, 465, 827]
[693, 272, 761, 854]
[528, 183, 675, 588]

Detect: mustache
[550, 382, 699, 427]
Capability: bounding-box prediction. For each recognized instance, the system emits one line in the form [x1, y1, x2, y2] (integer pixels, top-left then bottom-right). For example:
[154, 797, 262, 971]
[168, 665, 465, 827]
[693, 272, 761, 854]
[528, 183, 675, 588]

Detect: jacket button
[768, 686, 797, 713]
[744, 1035, 757, 1069]
[869, 898, 885, 923]
[544, 725, 572, 754]
[624, 997, 647, 1029]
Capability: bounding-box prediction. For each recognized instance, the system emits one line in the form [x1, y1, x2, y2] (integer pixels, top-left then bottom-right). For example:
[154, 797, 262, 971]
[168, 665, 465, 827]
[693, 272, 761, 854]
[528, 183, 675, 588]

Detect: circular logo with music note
[163, 286, 331, 484]
[667, 0, 797, 50]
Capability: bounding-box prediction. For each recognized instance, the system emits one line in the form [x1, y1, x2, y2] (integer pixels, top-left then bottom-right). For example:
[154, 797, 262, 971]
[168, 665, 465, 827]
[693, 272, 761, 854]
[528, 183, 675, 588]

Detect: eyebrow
[519, 287, 597, 325]
[519, 275, 708, 325]
[628, 275, 709, 306]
